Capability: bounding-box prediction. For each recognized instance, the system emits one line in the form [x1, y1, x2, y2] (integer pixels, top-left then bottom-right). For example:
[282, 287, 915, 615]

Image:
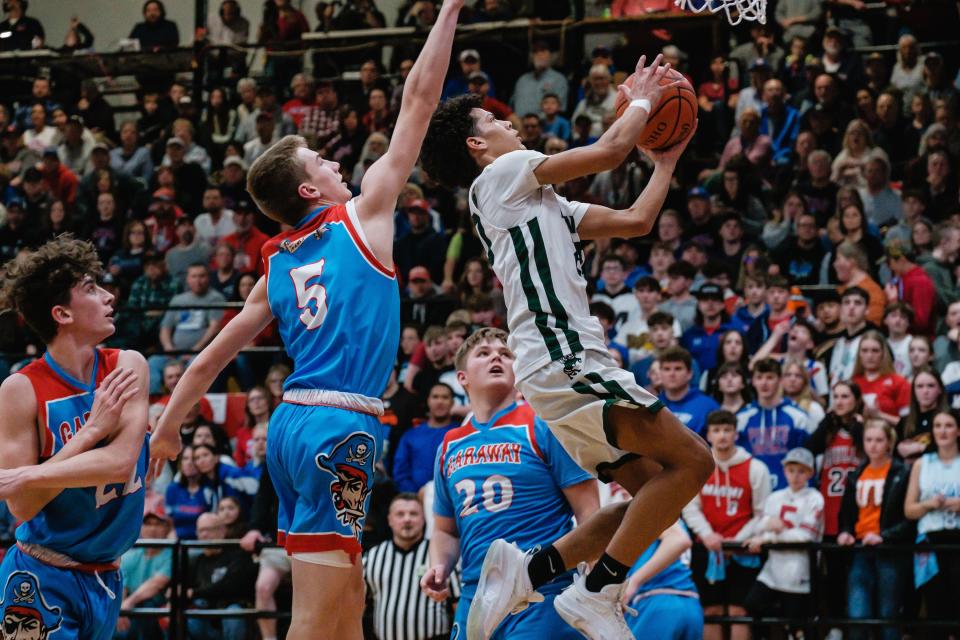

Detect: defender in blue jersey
[150, 3, 466, 637]
[0, 236, 150, 640]
[622, 522, 703, 640]
[420, 328, 599, 639]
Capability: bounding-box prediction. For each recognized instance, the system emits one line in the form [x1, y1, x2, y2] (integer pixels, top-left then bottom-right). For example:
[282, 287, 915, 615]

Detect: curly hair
[421, 94, 484, 190]
[0, 234, 103, 343]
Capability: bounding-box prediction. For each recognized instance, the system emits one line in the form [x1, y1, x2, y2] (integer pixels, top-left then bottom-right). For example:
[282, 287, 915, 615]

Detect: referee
[364, 493, 459, 640]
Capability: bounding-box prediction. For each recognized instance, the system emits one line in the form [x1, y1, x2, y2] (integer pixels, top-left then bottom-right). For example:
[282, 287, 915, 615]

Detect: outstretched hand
[618, 54, 679, 111]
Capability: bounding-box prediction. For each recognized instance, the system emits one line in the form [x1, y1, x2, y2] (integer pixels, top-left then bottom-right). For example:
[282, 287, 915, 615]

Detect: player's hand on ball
[89, 367, 139, 438]
[620, 54, 679, 111]
[642, 119, 698, 164]
[420, 565, 451, 601]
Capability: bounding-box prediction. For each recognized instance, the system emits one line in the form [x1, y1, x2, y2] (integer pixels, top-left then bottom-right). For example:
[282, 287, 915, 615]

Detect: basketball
[615, 68, 698, 151]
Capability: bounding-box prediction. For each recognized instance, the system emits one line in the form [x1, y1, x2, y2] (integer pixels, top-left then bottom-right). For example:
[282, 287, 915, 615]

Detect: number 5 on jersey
[455, 474, 514, 517]
[292, 260, 328, 329]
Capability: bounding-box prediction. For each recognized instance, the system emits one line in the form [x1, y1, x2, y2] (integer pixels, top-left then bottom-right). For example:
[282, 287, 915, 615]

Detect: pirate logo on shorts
[0, 571, 62, 639]
[316, 433, 376, 534]
[561, 353, 583, 380]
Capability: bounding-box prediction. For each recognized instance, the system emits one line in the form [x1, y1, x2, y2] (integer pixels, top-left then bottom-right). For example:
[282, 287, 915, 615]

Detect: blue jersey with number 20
[434, 403, 592, 599]
[262, 202, 400, 397]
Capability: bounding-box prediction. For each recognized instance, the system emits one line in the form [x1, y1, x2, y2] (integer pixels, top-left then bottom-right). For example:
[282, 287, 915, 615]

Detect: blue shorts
[627, 594, 703, 640]
[267, 402, 382, 561]
[0, 546, 123, 640]
[452, 588, 582, 640]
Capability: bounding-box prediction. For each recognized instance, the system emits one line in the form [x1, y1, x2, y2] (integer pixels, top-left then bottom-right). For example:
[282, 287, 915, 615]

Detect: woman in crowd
[898, 367, 948, 461]
[265, 363, 291, 409]
[909, 336, 936, 375]
[192, 423, 236, 468]
[200, 86, 238, 167]
[762, 190, 809, 250]
[782, 358, 825, 428]
[217, 495, 248, 539]
[164, 445, 214, 540]
[323, 105, 366, 172]
[108, 220, 151, 285]
[700, 329, 749, 398]
[852, 330, 912, 426]
[350, 131, 389, 188]
[191, 443, 258, 514]
[40, 199, 75, 240]
[233, 385, 272, 468]
[903, 93, 934, 162]
[911, 218, 935, 258]
[453, 257, 505, 317]
[831, 119, 887, 188]
[904, 409, 960, 640]
[714, 362, 751, 414]
[831, 241, 886, 325]
[838, 420, 913, 640]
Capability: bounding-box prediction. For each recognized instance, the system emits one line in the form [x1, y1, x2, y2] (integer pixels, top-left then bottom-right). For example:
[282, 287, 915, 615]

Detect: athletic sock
[584, 552, 630, 593]
[526, 544, 566, 589]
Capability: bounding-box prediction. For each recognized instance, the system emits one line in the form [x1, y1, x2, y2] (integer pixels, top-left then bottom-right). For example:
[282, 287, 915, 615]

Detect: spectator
[660, 261, 698, 332]
[111, 121, 154, 183]
[159, 263, 226, 356]
[366, 493, 458, 639]
[300, 80, 340, 149]
[241, 423, 268, 480]
[127, 253, 177, 349]
[77, 80, 116, 141]
[838, 420, 913, 640]
[511, 40, 568, 119]
[850, 330, 911, 427]
[115, 504, 173, 640]
[394, 200, 447, 284]
[832, 240, 885, 325]
[258, 0, 309, 95]
[362, 88, 394, 135]
[731, 24, 784, 80]
[130, 0, 179, 51]
[164, 445, 214, 540]
[890, 34, 925, 107]
[465, 71, 518, 129]
[345, 58, 392, 116]
[904, 408, 960, 640]
[0, 0, 43, 51]
[681, 284, 736, 373]
[919, 222, 960, 311]
[831, 120, 887, 189]
[592, 254, 641, 334]
[884, 302, 914, 378]
[658, 347, 718, 436]
[166, 217, 212, 285]
[393, 383, 457, 493]
[737, 358, 810, 490]
[282, 73, 316, 129]
[218, 155, 248, 208]
[897, 367, 948, 461]
[162, 137, 207, 216]
[745, 274, 793, 353]
[223, 198, 269, 275]
[84, 191, 124, 264]
[200, 87, 239, 163]
[23, 106, 57, 155]
[195, 185, 237, 249]
[711, 165, 767, 238]
[857, 154, 901, 228]
[441, 49, 493, 100]
[774, 0, 822, 42]
[883, 240, 936, 337]
[210, 242, 240, 299]
[571, 65, 616, 139]
[186, 511, 257, 640]
[759, 78, 799, 166]
[781, 358, 826, 427]
[744, 447, 823, 639]
[207, 0, 250, 49]
[683, 409, 771, 640]
[734, 59, 773, 129]
[235, 85, 295, 145]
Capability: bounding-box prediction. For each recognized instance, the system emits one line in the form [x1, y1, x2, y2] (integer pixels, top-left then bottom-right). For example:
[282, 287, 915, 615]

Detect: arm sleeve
[474, 150, 548, 228]
[537, 419, 594, 488]
[681, 493, 714, 539]
[432, 445, 455, 519]
[555, 193, 591, 231]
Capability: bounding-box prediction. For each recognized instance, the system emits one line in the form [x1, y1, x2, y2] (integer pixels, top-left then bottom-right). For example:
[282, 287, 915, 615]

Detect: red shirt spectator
[224, 201, 269, 275]
[40, 151, 78, 206]
[885, 241, 937, 336]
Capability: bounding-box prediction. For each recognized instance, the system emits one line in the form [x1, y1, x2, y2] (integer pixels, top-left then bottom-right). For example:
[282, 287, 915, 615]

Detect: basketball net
[674, 0, 766, 25]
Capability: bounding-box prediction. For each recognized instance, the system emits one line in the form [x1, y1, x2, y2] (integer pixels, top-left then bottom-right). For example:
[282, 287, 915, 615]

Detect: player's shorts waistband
[16, 542, 120, 574]
[282, 389, 384, 416]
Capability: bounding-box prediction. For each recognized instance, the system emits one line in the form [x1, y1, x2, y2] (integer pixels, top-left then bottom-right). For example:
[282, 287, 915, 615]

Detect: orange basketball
[614, 68, 698, 151]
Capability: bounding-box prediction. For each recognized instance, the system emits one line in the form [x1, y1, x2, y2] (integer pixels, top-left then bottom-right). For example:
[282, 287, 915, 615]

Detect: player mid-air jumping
[149, 1, 465, 639]
[0, 236, 150, 640]
[421, 55, 714, 638]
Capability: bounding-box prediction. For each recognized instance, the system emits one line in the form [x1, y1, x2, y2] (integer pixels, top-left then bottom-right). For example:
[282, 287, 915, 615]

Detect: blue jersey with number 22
[434, 403, 592, 600]
[262, 202, 400, 397]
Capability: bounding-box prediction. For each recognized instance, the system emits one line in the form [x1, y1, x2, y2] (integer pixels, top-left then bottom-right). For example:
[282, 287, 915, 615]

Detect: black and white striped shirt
[363, 537, 459, 640]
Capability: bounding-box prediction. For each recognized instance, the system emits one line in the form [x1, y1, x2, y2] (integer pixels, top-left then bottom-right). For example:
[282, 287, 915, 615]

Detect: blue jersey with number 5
[262, 202, 399, 397]
[434, 403, 592, 599]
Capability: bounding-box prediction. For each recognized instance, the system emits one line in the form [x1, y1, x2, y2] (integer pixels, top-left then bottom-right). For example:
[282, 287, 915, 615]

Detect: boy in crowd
[737, 359, 811, 490]
[540, 93, 571, 142]
[592, 254, 640, 333]
[884, 302, 914, 378]
[683, 410, 771, 640]
[658, 347, 719, 437]
[647, 241, 676, 286]
[751, 319, 829, 397]
[732, 273, 768, 335]
[744, 448, 824, 639]
[681, 283, 737, 372]
[825, 287, 874, 388]
[746, 274, 793, 354]
[409, 325, 454, 399]
[660, 261, 698, 332]
[630, 311, 686, 387]
[616, 276, 681, 365]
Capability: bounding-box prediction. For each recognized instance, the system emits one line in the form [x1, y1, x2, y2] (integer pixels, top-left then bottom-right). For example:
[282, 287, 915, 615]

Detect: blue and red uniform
[0, 348, 149, 640]
[261, 201, 399, 560]
[434, 402, 591, 639]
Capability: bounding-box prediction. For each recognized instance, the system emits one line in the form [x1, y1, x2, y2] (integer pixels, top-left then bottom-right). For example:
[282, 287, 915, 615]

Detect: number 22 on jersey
[292, 259, 328, 329]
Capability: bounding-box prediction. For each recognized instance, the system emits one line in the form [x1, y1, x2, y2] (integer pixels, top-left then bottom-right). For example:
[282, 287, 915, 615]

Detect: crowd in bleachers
[0, 0, 958, 638]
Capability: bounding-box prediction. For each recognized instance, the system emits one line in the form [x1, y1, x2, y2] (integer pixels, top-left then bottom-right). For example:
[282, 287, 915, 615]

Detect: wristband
[628, 98, 651, 113]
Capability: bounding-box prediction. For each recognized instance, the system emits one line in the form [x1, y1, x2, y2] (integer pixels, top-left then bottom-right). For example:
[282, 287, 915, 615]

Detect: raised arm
[532, 55, 675, 187]
[576, 123, 696, 240]
[0, 351, 148, 510]
[151, 276, 273, 468]
[354, 0, 465, 258]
